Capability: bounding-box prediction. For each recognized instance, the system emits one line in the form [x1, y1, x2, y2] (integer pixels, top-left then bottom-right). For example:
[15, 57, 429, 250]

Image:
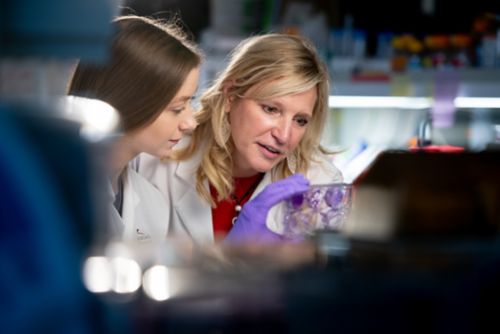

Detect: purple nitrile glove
[225, 173, 310, 245]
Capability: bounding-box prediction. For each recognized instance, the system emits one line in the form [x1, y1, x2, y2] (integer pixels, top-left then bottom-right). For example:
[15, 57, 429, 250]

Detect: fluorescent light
[329, 96, 432, 109]
[329, 96, 500, 110]
[454, 97, 500, 109]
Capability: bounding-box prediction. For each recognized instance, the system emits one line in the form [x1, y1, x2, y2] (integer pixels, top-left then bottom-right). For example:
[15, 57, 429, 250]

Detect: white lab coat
[108, 165, 169, 243]
[135, 139, 342, 246]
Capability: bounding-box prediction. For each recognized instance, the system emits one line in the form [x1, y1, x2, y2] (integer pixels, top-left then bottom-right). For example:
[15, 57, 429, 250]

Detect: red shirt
[210, 173, 264, 240]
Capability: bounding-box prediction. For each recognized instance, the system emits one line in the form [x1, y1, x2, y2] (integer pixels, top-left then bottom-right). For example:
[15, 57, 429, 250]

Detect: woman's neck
[110, 136, 137, 192]
[232, 162, 261, 178]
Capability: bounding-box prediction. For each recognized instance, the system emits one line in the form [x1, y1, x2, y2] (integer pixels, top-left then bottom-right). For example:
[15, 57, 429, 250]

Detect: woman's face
[130, 67, 199, 158]
[228, 86, 317, 177]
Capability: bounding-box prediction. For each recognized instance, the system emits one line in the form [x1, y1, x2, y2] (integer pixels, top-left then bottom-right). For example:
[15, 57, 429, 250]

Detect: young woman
[137, 33, 343, 245]
[68, 15, 202, 242]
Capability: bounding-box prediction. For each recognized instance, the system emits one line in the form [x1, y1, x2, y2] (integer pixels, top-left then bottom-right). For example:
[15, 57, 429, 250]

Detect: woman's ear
[222, 81, 234, 113]
[222, 81, 233, 95]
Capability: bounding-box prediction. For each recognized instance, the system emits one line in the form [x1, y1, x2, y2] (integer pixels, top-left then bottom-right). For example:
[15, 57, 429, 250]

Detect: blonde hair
[175, 33, 330, 206]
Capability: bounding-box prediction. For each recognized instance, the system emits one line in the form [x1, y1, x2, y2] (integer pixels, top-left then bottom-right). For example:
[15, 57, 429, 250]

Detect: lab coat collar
[173, 149, 214, 244]
[106, 179, 125, 239]
[121, 168, 141, 237]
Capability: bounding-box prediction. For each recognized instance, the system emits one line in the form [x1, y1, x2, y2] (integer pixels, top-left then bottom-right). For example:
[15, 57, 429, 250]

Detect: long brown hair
[68, 15, 202, 132]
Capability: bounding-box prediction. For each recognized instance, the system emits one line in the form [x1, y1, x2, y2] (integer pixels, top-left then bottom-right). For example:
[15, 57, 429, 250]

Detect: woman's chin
[251, 160, 281, 174]
[151, 148, 173, 159]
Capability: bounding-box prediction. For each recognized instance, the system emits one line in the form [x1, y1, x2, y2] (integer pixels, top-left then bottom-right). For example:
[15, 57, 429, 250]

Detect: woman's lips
[257, 143, 283, 159]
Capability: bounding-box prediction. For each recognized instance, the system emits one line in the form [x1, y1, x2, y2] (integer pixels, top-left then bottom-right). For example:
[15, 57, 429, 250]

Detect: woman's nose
[179, 108, 197, 132]
[271, 118, 291, 145]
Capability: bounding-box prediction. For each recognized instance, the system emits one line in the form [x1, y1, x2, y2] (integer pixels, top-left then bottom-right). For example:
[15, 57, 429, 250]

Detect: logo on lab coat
[136, 228, 151, 242]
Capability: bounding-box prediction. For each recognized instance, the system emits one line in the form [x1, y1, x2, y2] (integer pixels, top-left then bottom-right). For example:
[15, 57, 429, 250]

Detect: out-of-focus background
[3, 0, 500, 181]
[120, 0, 500, 182]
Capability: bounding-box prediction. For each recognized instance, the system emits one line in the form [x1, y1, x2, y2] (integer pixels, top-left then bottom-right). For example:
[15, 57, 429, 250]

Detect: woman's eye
[295, 117, 309, 127]
[262, 104, 278, 113]
[171, 97, 197, 114]
[171, 107, 184, 114]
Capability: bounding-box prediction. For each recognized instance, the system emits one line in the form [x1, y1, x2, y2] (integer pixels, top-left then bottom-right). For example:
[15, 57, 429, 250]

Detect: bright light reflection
[454, 97, 500, 109]
[83, 256, 112, 293]
[110, 257, 142, 294]
[80, 99, 119, 132]
[329, 96, 432, 109]
[63, 96, 120, 141]
[143, 265, 171, 301]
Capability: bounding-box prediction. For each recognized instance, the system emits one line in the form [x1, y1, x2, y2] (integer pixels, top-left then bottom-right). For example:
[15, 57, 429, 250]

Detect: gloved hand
[225, 173, 310, 244]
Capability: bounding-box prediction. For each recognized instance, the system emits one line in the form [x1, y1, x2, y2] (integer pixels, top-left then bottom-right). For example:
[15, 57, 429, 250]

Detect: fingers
[275, 173, 309, 189]
[258, 173, 310, 206]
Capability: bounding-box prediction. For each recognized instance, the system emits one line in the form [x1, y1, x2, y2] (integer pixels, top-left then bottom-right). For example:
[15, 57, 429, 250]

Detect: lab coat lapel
[174, 154, 214, 244]
[250, 172, 271, 199]
[107, 182, 125, 238]
[121, 169, 141, 238]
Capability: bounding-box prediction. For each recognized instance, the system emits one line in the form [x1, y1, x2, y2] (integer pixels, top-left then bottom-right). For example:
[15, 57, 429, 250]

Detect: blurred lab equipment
[0, 0, 115, 61]
[0, 95, 122, 334]
[0, 1, 121, 333]
[0, 103, 96, 334]
[347, 150, 500, 241]
[287, 149, 500, 334]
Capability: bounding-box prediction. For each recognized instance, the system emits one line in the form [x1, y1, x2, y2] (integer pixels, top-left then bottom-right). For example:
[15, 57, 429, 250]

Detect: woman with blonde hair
[137, 33, 342, 244]
[68, 15, 202, 242]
